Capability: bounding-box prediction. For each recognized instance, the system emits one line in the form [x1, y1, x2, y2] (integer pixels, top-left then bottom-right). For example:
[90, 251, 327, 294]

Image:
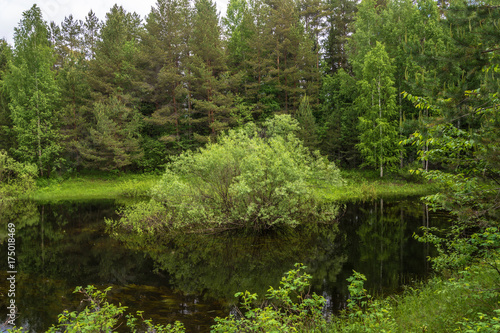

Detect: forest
[0, 0, 496, 179]
[0, 0, 499, 332]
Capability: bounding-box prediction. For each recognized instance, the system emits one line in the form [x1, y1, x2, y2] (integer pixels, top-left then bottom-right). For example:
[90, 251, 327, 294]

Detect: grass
[25, 172, 161, 202]
[316, 169, 438, 203]
[328, 258, 500, 332]
[24, 169, 438, 203]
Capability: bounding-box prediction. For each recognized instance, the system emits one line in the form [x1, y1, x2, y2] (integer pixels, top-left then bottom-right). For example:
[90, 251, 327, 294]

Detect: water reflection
[0, 198, 447, 332]
[114, 222, 344, 303]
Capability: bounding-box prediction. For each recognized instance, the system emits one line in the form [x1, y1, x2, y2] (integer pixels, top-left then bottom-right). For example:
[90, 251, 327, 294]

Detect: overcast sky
[0, 0, 229, 45]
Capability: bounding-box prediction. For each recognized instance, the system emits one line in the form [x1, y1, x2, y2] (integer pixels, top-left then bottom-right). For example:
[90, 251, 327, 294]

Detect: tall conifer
[189, 0, 234, 140]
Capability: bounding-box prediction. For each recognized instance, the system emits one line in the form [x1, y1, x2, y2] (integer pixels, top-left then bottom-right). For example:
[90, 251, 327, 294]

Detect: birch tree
[3, 5, 61, 176]
[356, 42, 400, 177]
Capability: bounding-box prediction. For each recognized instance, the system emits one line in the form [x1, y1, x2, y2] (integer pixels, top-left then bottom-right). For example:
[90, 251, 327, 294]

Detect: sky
[0, 0, 229, 45]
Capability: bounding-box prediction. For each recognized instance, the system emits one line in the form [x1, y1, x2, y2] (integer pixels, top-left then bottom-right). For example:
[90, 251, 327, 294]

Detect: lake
[0, 197, 447, 332]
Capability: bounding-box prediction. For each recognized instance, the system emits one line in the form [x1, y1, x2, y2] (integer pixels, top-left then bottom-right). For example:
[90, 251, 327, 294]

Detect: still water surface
[0, 198, 447, 332]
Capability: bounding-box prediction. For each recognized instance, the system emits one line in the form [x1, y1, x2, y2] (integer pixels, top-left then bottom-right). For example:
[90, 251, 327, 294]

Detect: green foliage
[211, 263, 326, 332]
[457, 309, 500, 333]
[45, 286, 126, 333]
[7, 285, 186, 333]
[3, 5, 62, 177]
[356, 42, 400, 177]
[331, 263, 500, 332]
[331, 271, 397, 332]
[0, 150, 37, 200]
[117, 115, 342, 232]
[78, 96, 143, 171]
[296, 95, 319, 151]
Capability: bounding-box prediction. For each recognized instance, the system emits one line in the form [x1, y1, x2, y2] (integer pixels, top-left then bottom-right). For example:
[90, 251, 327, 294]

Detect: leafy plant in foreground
[211, 263, 326, 332]
[330, 270, 396, 332]
[7, 285, 185, 333]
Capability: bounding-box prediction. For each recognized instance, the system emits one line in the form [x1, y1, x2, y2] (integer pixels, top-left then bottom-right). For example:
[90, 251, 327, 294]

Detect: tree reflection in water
[0, 198, 447, 332]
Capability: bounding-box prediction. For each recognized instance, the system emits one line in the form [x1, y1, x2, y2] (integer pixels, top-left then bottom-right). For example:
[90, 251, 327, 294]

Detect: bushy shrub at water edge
[114, 115, 343, 233]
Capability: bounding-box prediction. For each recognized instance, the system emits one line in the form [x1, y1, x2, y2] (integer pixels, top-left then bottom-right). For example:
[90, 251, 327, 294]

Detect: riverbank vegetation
[26, 168, 435, 203]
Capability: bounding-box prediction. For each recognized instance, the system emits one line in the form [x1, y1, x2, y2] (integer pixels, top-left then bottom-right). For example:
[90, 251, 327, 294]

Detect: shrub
[211, 263, 326, 332]
[0, 150, 37, 201]
[116, 115, 343, 233]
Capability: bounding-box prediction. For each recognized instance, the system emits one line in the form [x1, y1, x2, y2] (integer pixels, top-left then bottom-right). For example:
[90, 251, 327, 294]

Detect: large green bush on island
[115, 115, 343, 233]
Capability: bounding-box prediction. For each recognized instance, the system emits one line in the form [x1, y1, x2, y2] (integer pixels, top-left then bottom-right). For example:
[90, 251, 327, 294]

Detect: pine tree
[355, 42, 399, 177]
[59, 15, 84, 60]
[87, 5, 143, 99]
[323, 0, 357, 74]
[83, 10, 101, 60]
[297, 0, 329, 71]
[49, 15, 93, 170]
[141, 0, 191, 151]
[3, 5, 61, 176]
[189, 0, 234, 141]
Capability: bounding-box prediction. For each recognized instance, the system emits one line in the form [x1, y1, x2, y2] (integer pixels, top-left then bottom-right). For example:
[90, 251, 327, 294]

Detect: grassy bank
[26, 172, 160, 202]
[25, 169, 437, 202]
[328, 259, 500, 332]
[316, 169, 438, 202]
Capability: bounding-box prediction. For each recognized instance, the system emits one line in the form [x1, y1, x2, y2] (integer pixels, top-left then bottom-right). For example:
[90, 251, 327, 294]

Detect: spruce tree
[296, 95, 319, 150]
[78, 96, 143, 171]
[319, 68, 360, 166]
[242, 0, 277, 117]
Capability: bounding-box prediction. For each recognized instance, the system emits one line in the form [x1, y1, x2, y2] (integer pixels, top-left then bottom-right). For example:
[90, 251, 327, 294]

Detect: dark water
[0, 198, 447, 332]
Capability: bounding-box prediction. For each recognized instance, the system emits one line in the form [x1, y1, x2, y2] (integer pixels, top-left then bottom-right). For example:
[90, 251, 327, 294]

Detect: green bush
[116, 115, 343, 233]
[211, 263, 326, 332]
[8, 285, 185, 333]
[0, 150, 37, 201]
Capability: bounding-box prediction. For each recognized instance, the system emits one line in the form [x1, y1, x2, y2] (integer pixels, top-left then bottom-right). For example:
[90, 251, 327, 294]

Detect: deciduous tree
[356, 42, 399, 177]
[3, 5, 61, 176]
